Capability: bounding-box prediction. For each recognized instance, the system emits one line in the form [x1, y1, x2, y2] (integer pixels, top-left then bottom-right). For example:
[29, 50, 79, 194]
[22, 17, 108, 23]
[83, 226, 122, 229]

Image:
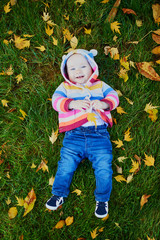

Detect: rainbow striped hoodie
[52, 49, 119, 132]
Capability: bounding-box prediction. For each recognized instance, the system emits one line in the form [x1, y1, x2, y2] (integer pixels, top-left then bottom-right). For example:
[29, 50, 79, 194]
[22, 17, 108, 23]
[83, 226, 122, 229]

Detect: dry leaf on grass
[140, 194, 151, 209]
[8, 207, 18, 219]
[136, 62, 160, 81]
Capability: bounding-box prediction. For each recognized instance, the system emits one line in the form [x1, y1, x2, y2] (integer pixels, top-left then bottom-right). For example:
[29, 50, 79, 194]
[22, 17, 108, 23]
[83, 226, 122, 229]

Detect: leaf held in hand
[87, 113, 97, 127]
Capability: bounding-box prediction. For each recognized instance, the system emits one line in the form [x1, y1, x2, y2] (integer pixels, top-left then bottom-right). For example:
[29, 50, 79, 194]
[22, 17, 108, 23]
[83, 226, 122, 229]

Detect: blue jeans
[52, 125, 113, 202]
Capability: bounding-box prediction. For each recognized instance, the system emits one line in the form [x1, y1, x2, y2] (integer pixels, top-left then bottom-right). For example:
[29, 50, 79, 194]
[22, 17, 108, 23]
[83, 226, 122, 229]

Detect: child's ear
[90, 49, 98, 57]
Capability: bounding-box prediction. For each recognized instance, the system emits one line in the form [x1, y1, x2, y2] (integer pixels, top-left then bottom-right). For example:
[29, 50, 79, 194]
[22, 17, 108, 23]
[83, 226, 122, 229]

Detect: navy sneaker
[46, 195, 64, 210]
[95, 201, 108, 218]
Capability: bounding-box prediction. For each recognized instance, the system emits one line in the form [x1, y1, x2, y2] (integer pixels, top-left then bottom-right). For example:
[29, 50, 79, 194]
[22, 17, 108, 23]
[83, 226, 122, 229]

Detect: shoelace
[96, 201, 108, 207]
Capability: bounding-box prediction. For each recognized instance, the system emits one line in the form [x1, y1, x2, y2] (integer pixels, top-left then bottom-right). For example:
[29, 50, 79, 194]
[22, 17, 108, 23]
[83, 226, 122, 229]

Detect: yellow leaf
[52, 36, 58, 46]
[49, 129, 58, 144]
[118, 68, 129, 82]
[151, 46, 160, 54]
[110, 21, 121, 34]
[113, 35, 118, 42]
[23, 188, 36, 217]
[19, 109, 27, 119]
[6, 197, 11, 205]
[116, 89, 123, 97]
[8, 30, 13, 34]
[72, 189, 82, 196]
[45, 25, 53, 36]
[64, 14, 69, 21]
[156, 59, 160, 64]
[5, 65, 14, 75]
[99, 227, 104, 232]
[116, 106, 127, 114]
[114, 175, 127, 182]
[129, 159, 139, 173]
[54, 220, 65, 229]
[63, 28, 73, 41]
[143, 153, 155, 166]
[70, 36, 78, 49]
[126, 174, 134, 183]
[140, 194, 151, 209]
[87, 113, 97, 127]
[31, 163, 37, 169]
[20, 56, 28, 62]
[152, 4, 160, 24]
[65, 216, 74, 226]
[42, 11, 50, 21]
[23, 34, 34, 38]
[1, 100, 9, 107]
[8, 207, 18, 219]
[136, 19, 143, 27]
[3, 39, 9, 45]
[102, 214, 109, 221]
[90, 227, 99, 239]
[75, 0, 86, 5]
[84, 28, 91, 35]
[6, 171, 10, 179]
[148, 109, 158, 122]
[101, 0, 109, 3]
[36, 159, 49, 172]
[15, 196, 24, 206]
[147, 235, 155, 240]
[15, 74, 23, 84]
[117, 156, 127, 163]
[35, 45, 46, 52]
[124, 97, 133, 105]
[124, 128, 133, 142]
[120, 56, 130, 70]
[49, 175, 55, 186]
[144, 103, 159, 112]
[4, 2, 11, 13]
[47, 20, 57, 27]
[10, 0, 17, 5]
[14, 35, 30, 49]
[112, 139, 123, 148]
[136, 62, 160, 81]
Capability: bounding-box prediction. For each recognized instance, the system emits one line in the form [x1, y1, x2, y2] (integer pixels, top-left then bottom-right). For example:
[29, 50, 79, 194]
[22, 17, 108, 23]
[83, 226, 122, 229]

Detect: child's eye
[81, 66, 86, 68]
[70, 68, 75, 71]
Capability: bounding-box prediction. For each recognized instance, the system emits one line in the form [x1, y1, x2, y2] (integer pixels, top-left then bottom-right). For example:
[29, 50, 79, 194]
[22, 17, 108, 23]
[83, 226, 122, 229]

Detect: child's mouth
[76, 75, 84, 79]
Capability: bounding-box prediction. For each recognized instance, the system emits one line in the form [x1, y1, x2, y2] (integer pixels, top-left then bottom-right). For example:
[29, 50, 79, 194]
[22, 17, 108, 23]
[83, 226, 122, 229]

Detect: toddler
[46, 49, 119, 218]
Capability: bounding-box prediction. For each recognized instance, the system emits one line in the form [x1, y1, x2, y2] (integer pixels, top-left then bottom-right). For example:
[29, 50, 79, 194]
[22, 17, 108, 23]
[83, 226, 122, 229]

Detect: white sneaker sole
[95, 212, 108, 218]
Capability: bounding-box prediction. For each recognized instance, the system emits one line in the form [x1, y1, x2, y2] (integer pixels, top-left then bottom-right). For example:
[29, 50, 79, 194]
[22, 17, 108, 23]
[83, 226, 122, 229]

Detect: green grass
[0, 0, 160, 239]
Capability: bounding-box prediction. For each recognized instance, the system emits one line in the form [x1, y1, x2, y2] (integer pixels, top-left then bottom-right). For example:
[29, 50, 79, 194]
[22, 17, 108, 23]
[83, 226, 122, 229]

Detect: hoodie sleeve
[100, 82, 119, 111]
[52, 83, 73, 113]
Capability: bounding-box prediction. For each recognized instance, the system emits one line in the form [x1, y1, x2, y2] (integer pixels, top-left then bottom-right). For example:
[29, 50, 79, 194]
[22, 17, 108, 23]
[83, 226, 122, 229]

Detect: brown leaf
[153, 29, 160, 35]
[122, 8, 137, 15]
[36, 159, 49, 172]
[152, 4, 160, 24]
[152, 33, 160, 44]
[106, 0, 121, 22]
[140, 194, 151, 209]
[136, 62, 160, 81]
[23, 188, 36, 217]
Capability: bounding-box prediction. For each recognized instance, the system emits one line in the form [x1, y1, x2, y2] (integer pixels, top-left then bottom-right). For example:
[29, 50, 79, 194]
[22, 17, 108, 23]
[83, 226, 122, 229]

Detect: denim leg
[52, 130, 84, 197]
[87, 129, 113, 202]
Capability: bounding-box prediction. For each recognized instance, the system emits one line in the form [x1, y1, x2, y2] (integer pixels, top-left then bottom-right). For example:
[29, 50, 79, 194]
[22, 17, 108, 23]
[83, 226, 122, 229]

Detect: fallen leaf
[102, 214, 109, 221]
[49, 175, 55, 186]
[120, 56, 130, 70]
[15, 74, 23, 84]
[65, 216, 74, 226]
[147, 236, 155, 240]
[75, 0, 86, 6]
[15, 196, 24, 206]
[8, 207, 18, 219]
[110, 21, 121, 34]
[118, 68, 128, 82]
[136, 62, 160, 81]
[122, 8, 137, 15]
[98, 227, 104, 232]
[143, 153, 155, 166]
[70, 36, 78, 49]
[126, 174, 134, 183]
[3, 39, 9, 45]
[10, 0, 17, 6]
[72, 189, 82, 196]
[152, 33, 160, 44]
[6, 171, 10, 179]
[5, 65, 14, 75]
[54, 220, 65, 229]
[153, 29, 160, 35]
[6, 197, 11, 205]
[112, 139, 123, 148]
[152, 4, 160, 24]
[36, 159, 49, 172]
[140, 194, 151, 209]
[116, 106, 127, 114]
[84, 28, 91, 35]
[63, 28, 73, 41]
[64, 14, 69, 21]
[129, 159, 139, 173]
[115, 164, 122, 174]
[8, 30, 13, 34]
[90, 227, 99, 239]
[144, 103, 159, 112]
[42, 11, 50, 21]
[4, 2, 11, 13]
[14, 35, 30, 49]
[45, 25, 53, 36]
[52, 36, 58, 46]
[23, 34, 34, 38]
[115, 222, 121, 228]
[117, 156, 127, 163]
[20, 56, 28, 62]
[1, 100, 9, 107]
[106, 0, 121, 22]
[47, 20, 57, 27]
[101, 0, 109, 3]
[151, 45, 160, 54]
[156, 59, 160, 64]
[35, 46, 46, 52]
[23, 188, 36, 217]
[136, 20, 143, 27]
[148, 109, 158, 122]
[19, 109, 27, 120]
[49, 129, 58, 144]
[114, 175, 126, 182]
[124, 97, 133, 105]
[124, 128, 133, 142]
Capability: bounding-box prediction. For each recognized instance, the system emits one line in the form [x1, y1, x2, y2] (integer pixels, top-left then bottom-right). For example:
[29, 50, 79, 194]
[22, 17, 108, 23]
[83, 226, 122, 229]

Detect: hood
[60, 49, 99, 86]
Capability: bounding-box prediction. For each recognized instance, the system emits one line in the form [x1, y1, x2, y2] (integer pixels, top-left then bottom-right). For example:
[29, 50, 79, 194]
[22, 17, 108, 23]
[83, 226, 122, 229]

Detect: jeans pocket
[96, 129, 110, 140]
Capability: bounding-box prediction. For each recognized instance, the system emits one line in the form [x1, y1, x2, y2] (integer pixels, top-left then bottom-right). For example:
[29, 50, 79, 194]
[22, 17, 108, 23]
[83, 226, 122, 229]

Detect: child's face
[66, 54, 93, 84]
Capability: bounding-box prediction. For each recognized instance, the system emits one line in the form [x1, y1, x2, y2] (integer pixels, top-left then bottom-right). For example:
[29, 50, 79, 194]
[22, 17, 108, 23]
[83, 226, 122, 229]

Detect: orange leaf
[90, 227, 99, 239]
[140, 194, 151, 209]
[36, 159, 49, 172]
[54, 220, 65, 229]
[122, 8, 137, 15]
[152, 33, 160, 44]
[151, 46, 160, 54]
[65, 216, 74, 226]
[136, 62, 160, 81]
[152, 4, 160, 24]
[106, 0, 121, 22]
[23, 188, 36, 217]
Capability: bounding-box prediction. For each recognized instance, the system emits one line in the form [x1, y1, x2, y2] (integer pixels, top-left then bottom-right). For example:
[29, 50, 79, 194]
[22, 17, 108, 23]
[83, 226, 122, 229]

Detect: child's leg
[51, 130, 85, 198]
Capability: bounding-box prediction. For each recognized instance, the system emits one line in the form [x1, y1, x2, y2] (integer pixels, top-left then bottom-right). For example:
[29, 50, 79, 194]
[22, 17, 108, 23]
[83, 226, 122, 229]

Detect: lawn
[0, 0, 160, 239]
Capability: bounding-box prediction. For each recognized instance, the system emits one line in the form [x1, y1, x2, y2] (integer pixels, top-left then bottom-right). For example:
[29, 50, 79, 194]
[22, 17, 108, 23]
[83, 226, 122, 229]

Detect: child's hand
[69, 100, 91, 111]
[91, 100, 109, 110]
